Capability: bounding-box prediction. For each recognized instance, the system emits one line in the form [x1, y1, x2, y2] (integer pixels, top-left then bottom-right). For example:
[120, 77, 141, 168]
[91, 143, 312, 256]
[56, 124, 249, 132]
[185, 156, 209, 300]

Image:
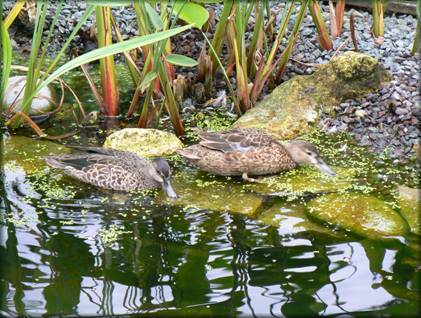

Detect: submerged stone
[396, 185, 420, 235]
[2, 76, 56, 116]
[258, 201, 337, 236]
[234, 52, 390, 139]
[158, 168, 262, 216]
[307, 193, 408, 239]
[104, 128, 183, 157]
[246, 166, 355, 197]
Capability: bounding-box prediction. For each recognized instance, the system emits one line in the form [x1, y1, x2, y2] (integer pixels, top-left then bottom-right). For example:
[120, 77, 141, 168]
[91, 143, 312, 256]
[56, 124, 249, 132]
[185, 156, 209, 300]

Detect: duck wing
[45, 147, 151, 171]
[198, 128, 278, 153]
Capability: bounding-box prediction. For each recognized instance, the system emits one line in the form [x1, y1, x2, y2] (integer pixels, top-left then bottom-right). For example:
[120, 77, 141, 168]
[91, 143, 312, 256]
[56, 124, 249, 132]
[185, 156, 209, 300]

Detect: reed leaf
[4, 0, 25, 29]
[165, 54, 198, 67]
[17, 24, 193, 115]
[1, 8, 12, 107]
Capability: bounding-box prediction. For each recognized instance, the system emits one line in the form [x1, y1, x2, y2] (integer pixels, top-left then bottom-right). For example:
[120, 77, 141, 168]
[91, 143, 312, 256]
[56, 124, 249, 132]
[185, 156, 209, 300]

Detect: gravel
[3, 1, 420, 160]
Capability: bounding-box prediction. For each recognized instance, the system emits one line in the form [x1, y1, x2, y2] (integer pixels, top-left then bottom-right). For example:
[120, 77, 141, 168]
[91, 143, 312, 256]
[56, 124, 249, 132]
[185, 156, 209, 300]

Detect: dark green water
[0, 129, 420, 317]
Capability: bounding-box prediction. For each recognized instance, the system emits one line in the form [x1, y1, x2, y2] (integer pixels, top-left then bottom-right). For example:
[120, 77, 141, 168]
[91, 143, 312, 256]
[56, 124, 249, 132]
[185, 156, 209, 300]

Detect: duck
[177, 128, 335, 182]
[44, 146, 177, 198]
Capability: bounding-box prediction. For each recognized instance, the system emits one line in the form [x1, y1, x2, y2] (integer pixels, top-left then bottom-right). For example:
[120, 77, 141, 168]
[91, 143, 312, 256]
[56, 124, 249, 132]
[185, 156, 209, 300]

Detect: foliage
[0, 0, 418, 136]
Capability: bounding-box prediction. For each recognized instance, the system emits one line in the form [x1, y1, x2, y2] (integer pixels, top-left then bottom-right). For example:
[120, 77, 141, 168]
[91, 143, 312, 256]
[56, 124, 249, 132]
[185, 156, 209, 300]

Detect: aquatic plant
[372, 0, 386, 44]
[2, 1, 193, 136]
[412, 0, 421, 55]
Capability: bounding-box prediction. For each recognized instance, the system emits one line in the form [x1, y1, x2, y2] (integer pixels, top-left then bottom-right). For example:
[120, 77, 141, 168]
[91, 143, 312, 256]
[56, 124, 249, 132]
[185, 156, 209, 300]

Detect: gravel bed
[3, 1, 420, 160]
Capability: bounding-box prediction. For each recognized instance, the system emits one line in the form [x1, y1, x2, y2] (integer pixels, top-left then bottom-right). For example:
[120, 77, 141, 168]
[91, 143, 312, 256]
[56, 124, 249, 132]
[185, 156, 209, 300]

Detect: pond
[0, 129, 419, 317]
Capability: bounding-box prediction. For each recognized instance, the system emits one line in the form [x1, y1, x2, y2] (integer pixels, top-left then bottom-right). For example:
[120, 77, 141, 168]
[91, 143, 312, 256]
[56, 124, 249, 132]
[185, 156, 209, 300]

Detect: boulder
[234, 52, 390, 139]
[245, 166, 356, 197]
[258, 201, 336, 236]
[307, 193, 408, 239]
[157, 168, 262, 216]
[2, 76, 56, 116]
[396, 185, 420, 235]
[103, 128, 183, 157]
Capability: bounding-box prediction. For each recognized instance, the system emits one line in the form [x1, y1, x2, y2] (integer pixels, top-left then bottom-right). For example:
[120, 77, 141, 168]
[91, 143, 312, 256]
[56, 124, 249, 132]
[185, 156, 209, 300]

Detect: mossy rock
[307, 193, 408, 239]
[103, 128, 183, 157]
[245, 166, 356, 197]
[396, 185, 420, 235]
[234, 52, 390, 139]
[3, 135, 69, 173]
[258, 201, 337, 236]
[157, 168, 262, 216]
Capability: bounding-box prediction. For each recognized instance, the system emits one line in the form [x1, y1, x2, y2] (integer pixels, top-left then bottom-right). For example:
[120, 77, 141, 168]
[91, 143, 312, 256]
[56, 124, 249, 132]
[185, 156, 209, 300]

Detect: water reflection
[0, 144, 419, 316]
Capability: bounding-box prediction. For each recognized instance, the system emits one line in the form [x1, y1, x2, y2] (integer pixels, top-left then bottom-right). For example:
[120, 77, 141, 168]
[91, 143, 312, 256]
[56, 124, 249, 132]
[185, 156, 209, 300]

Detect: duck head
[284, 140, 336, 177]
[149, 158, 178, 199]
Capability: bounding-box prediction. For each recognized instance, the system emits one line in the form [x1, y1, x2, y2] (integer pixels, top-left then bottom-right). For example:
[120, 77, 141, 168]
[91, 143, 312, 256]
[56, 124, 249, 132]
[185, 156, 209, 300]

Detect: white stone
[2, 76, 56, 115]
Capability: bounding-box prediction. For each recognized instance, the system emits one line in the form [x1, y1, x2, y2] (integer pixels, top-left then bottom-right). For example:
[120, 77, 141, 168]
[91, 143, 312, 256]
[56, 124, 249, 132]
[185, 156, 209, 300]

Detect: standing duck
[44, 146, 177, 198]
[177, 128, 335, 181]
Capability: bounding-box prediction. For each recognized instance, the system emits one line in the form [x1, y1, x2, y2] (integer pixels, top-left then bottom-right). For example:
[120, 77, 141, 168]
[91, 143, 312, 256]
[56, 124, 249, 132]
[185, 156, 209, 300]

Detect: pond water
[0, 129, 420, 317]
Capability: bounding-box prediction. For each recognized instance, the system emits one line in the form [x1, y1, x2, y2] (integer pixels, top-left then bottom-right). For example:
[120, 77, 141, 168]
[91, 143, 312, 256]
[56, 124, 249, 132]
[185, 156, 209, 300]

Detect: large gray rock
[234, 52, 390, 139]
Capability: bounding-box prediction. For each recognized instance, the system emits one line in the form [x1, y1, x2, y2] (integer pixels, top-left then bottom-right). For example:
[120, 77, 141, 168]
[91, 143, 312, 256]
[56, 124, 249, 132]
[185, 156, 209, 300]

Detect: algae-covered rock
[307, 193, 408, 239]
[234, 52, 390, 139]
[104, 128, 183, 157]
[246, 166, 355, 197]
[157, 168, 262, 216]
[396, 185, 420, 235]
[258, 201, 337, 236]
[3, 135, 69, 173]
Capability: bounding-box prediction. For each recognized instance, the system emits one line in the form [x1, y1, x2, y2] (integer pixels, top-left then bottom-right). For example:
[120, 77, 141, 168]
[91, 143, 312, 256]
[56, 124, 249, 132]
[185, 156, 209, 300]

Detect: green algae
[246, 166, 356, 198]
[395, 185, 420, 235]
[3, 135, 70, 173]
[307, 193, 409, 239]
[103, 128, 183, 157]
[234, 52, 390, 139]
[157, 168, 262, 216]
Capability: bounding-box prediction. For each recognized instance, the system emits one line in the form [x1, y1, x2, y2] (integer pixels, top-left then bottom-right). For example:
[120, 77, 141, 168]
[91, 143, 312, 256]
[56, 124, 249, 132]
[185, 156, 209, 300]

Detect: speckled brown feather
[45, 147, 160, 191]
[178, 128, 297, 176]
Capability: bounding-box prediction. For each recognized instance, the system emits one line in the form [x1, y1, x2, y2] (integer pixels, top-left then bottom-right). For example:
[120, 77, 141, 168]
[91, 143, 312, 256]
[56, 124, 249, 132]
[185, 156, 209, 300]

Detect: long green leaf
[172, 1, 209, 29]
[0, 17, 12, 107]
[45, 5, 96, 76]
[139, 71, 157, 93]
[23, 24, 193, 110]
[165, 54, 198, 67]
[145, 2, 164, 31]
[86, 0, 131, 7]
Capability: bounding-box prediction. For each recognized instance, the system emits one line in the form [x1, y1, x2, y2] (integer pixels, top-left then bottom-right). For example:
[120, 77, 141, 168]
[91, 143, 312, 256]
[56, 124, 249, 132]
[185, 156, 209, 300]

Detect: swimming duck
[44, 146, 177, 198]
[177, 128, 335, 181]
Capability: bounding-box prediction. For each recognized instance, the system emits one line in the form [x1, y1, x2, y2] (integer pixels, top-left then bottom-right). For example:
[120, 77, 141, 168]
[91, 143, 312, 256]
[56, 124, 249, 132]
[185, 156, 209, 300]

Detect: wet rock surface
[246, 166, 356, 197]
[307, 193, 409, 239]
[158, 168, 263, 216]
[396, 185, 420, 235]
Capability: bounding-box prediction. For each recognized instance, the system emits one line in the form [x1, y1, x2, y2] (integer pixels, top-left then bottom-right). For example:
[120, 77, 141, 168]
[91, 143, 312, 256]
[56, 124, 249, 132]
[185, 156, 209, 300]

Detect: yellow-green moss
[103, 128, 183, 157]
[307, 193, 408, 239]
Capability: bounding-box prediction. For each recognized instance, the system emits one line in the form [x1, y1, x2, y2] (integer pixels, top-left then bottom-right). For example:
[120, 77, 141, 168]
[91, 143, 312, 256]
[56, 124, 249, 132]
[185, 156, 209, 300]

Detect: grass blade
[18, 24, 193, 113]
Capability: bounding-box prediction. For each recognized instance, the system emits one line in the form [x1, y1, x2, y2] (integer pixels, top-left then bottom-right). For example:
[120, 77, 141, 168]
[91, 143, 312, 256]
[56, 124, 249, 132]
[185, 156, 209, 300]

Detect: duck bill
[315, 159, 336, 177]
[162, 180, 178, 199]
